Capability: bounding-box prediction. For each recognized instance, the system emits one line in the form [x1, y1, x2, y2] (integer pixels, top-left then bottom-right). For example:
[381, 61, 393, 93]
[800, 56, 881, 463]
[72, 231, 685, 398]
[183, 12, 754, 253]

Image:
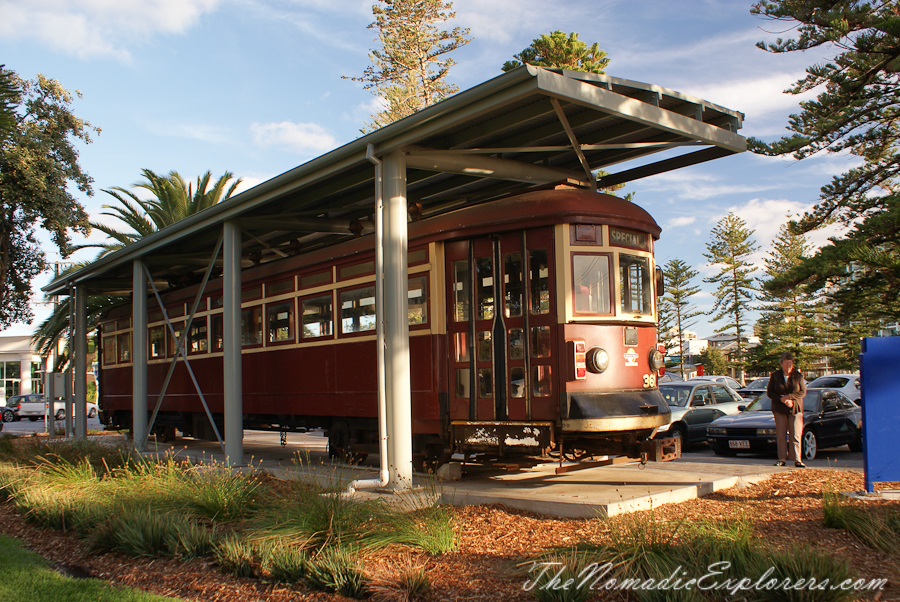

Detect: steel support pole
[74, 286, 88, 440]
[132, 260, 148, 449]
[223, 221, 243, 465]
[383, 150, 413, 489]
[65, 284, 73, 437]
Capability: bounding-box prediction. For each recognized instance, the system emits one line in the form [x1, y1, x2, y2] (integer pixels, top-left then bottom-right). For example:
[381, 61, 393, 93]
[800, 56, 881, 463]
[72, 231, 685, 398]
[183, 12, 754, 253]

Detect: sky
[0, 0, 856, 339]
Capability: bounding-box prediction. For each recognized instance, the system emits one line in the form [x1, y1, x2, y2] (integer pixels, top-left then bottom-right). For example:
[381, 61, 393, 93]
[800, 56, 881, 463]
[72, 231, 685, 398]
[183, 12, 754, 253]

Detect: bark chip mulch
[0, 469, 897, 601]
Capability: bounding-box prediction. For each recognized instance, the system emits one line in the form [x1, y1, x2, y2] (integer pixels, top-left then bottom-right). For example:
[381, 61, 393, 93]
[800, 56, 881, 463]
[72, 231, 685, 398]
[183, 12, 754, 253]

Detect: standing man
[767, 351, 807, 468]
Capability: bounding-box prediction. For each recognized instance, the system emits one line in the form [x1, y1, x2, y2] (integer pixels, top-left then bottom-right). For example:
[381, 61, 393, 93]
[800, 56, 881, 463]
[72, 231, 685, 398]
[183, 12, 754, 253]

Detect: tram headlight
[648, 348, 665, 371]
[586, 347, 610, 373]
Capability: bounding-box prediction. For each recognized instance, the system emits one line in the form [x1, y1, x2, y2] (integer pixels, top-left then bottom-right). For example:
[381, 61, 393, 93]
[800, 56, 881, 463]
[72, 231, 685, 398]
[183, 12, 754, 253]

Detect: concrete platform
[131, 429, 791, 518]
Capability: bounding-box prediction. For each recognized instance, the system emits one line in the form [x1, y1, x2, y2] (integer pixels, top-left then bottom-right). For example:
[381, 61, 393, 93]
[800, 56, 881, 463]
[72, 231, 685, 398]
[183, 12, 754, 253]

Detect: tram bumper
[559, 390, 679, 461]
[561, 390, 669, 432]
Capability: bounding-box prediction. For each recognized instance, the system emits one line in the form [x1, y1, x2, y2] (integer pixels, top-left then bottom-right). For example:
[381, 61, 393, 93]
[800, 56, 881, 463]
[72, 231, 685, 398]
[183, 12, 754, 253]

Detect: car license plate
[728, 440, 750, 449]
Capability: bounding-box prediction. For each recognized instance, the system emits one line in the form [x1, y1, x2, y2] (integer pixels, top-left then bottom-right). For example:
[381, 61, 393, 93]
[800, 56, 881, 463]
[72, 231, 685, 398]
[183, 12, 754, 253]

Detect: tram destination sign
[609, 227, 649, 250]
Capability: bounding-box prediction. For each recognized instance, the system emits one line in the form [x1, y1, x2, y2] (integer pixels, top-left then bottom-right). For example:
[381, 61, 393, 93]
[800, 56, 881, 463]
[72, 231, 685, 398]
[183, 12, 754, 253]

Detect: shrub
[367, 554, 431, 602]
[264, 542, 309, 583]
[305, 546, 369, 599]
[214, 534, 260, 578]
[182, 466, 260, 521]
[86, 508, 215, 559]
[824, 490, 900, 558]
[365, 504, 458, 555]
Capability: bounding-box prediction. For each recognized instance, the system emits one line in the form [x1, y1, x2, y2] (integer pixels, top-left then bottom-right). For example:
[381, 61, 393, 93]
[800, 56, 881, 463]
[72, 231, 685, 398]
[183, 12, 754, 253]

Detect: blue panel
[859, 337, 900, 493]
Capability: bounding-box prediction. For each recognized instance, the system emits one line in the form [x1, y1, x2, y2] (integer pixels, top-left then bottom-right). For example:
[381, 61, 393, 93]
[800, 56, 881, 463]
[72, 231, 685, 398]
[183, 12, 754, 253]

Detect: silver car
[655, 382, 745, 445]
[806, 374, 860, 403]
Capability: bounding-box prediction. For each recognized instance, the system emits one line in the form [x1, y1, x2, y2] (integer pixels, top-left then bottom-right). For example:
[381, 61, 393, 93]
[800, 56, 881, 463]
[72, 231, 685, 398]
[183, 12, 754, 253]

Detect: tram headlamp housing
[649, 348, 665, 371]
[586, 347, 610, 373]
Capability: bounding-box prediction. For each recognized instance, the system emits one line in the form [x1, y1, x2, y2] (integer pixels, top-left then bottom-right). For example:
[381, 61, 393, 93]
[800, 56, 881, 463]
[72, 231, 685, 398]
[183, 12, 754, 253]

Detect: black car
[706, 388, 862, 461]
[1, 401, 18, 423]
[736, 376, 769, 400]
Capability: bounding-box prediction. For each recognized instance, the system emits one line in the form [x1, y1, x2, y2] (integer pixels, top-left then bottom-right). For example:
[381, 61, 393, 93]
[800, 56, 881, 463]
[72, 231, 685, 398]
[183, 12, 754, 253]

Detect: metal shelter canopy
[44, 65, 745, 296]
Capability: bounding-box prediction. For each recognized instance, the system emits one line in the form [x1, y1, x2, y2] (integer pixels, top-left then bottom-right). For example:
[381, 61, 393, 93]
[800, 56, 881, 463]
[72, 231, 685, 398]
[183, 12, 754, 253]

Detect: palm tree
[85, 169, 242, 257]
[33, 169, 243, 365]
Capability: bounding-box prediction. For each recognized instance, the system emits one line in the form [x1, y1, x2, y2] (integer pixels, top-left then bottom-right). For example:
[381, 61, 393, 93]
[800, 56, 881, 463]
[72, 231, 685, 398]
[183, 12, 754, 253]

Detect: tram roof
[45, 65, 746, 296]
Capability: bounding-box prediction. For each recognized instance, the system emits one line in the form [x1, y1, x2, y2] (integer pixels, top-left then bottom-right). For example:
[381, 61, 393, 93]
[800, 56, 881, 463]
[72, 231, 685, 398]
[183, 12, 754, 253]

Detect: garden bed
[0, 437, 897, 601]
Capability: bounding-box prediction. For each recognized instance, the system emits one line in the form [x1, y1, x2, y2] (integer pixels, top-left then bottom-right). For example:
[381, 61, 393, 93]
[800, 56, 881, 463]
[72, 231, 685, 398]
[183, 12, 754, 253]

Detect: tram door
[446, 228, 556, 422]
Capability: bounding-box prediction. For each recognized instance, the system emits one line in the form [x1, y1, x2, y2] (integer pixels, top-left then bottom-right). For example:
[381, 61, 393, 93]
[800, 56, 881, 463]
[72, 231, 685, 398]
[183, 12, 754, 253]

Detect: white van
[6, 394, 98, 421]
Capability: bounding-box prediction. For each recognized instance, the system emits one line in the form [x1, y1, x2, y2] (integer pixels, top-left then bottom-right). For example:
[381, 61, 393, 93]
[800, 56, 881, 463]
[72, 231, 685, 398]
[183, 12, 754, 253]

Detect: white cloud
[667, 216, 696, 228]
[689, 73, 815, 124]
[250, 121, 337, 155]
[0, 0, 221, 61]
[640, 170, 779, 201]
[232, 176, 267, 195]
[707, 197, 849, 273]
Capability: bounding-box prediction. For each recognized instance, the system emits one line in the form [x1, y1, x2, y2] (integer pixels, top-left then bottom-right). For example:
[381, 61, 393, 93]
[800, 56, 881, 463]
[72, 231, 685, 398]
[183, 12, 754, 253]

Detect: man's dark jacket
[767, 368, 806, 415]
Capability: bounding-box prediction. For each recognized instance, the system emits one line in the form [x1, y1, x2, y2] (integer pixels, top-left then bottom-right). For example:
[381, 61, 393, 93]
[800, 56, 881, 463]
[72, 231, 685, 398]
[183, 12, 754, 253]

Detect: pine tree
[755, 222, 837, 373]
[348, 0, 471, 131]
[662, 258, 703, 378]
[703, 213, 758, 382]
[502, 31, 610, 74]
[657, 293, 675, 364]
[750, 1, 900, 331]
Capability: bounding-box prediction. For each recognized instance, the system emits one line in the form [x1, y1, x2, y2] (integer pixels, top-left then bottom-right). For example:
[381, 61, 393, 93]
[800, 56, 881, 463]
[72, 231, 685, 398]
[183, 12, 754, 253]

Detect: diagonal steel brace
[138, 235, 225, 453]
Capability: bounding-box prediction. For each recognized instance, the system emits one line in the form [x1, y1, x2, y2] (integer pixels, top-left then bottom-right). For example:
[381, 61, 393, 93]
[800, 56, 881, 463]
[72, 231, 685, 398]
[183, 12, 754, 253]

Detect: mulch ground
[0, 469, 897, 601]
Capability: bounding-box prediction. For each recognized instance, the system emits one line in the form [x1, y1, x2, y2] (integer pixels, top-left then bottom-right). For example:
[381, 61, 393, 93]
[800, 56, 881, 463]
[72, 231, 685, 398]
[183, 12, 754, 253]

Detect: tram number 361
[642, 373, 656, 389]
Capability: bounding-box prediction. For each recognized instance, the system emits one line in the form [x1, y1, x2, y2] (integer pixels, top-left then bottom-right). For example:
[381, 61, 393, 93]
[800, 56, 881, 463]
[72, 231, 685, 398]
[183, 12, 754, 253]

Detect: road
[0, 416, 104, 435]
[0, 417, 864, 472]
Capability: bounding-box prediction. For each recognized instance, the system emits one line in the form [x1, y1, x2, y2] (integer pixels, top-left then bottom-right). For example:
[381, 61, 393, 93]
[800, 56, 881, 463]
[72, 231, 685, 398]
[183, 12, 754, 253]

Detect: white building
[0, 336, 44, 403]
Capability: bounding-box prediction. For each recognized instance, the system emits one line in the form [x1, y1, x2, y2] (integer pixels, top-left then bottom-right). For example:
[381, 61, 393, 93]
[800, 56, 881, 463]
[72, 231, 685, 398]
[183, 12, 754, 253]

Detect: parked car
[52, 401, 99, 421]
[655, 381, 745, 445]
[658, 372, 684, 383]
[737, 377, 770, 400]
[0, 400, 16, 423]
[688, 375, 744, 390]
[8, 394, 98, 421]
[6, 394, 47, 421]
[706, 388, 862, 461]
[806, 374, 860, 403]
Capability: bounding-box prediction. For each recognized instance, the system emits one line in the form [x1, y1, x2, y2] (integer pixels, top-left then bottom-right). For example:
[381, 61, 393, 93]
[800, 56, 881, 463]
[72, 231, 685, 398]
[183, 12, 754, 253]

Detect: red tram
[97, 187, 674, 466]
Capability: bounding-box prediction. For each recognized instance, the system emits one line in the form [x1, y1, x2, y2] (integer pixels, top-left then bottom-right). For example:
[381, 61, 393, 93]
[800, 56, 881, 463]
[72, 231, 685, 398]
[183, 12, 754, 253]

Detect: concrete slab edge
[439, 473, 773, 519]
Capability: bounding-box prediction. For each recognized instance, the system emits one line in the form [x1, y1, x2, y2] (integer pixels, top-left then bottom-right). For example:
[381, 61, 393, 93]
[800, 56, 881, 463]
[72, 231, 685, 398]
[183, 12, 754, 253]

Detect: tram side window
[102, 336, 116, 366]
[504, 253, 522, 317]
[241, 307, 263, 346]
[117, 332, 132, 363]
[168, 322, 184, 356]
[341, 287, 376, 334]
[619, 254, 652, 315]
[301, 295, 333, 339]
[211, 314, 223, 350]
[533, 365, 552, 397]
[475, 256, 494, 319]
[529, 249, 550, 314]
[149, 326, 166, 358]
[408, 276, 427, 325]
[572, 254, 612, 314]
[189, 318, 208, 353]
[452, 260, 469, 322]
[267, 301, 294, 343]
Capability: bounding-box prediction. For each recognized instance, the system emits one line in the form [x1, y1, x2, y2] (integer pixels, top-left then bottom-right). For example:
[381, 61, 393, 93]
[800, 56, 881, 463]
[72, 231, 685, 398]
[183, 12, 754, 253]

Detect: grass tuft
[305, 546, 369, 599]
[823, 489, 900, 558]
[214, 534, 261, 578]
[364, 504, 458, 555]
[368, 554, 431, 602]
